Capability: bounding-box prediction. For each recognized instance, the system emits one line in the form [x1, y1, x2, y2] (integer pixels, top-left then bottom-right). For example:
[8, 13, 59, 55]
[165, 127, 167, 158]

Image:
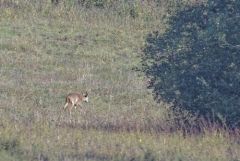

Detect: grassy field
[0, 0, 240, 160]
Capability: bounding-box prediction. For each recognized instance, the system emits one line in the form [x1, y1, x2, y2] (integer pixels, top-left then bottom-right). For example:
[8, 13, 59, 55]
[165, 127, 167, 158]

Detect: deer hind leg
[68, 103, 75, 116]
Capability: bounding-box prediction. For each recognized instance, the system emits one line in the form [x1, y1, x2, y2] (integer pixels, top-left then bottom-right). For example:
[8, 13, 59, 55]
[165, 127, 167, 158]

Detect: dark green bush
[141, 0, 240, 127]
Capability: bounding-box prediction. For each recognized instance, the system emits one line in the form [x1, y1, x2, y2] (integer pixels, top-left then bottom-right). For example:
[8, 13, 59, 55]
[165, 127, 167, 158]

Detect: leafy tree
[141, 0, 240, 127]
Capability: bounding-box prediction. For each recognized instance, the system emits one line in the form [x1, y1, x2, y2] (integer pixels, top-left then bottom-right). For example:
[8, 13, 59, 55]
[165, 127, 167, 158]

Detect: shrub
[141, 0, 240, 127]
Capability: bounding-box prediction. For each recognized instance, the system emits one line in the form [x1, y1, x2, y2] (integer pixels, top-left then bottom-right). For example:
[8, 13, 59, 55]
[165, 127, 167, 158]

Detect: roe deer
[63, 92, 89, 115]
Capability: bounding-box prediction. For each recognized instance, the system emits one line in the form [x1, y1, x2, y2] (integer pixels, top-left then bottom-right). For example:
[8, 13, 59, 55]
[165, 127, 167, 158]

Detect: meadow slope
[0, 1, 240, 161]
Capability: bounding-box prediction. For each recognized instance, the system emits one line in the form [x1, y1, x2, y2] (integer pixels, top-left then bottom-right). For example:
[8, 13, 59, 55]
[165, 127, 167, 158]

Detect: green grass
[0, 0, 240, 160]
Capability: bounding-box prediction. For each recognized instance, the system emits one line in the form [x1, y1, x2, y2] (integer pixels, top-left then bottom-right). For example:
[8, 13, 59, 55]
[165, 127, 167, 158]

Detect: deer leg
[63, 102, 68, 110]
[78, 104, 86, 114]
[68, 103, 74, 116]
[76, 103, 84, 110]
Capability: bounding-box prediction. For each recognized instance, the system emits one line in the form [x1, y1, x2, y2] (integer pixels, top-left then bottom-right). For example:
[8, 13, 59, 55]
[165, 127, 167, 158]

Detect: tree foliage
[141, 0, 240, 127]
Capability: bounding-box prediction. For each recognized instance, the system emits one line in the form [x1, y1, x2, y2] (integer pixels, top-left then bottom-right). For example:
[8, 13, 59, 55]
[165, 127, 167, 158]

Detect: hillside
[0, 1, 240, 160]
